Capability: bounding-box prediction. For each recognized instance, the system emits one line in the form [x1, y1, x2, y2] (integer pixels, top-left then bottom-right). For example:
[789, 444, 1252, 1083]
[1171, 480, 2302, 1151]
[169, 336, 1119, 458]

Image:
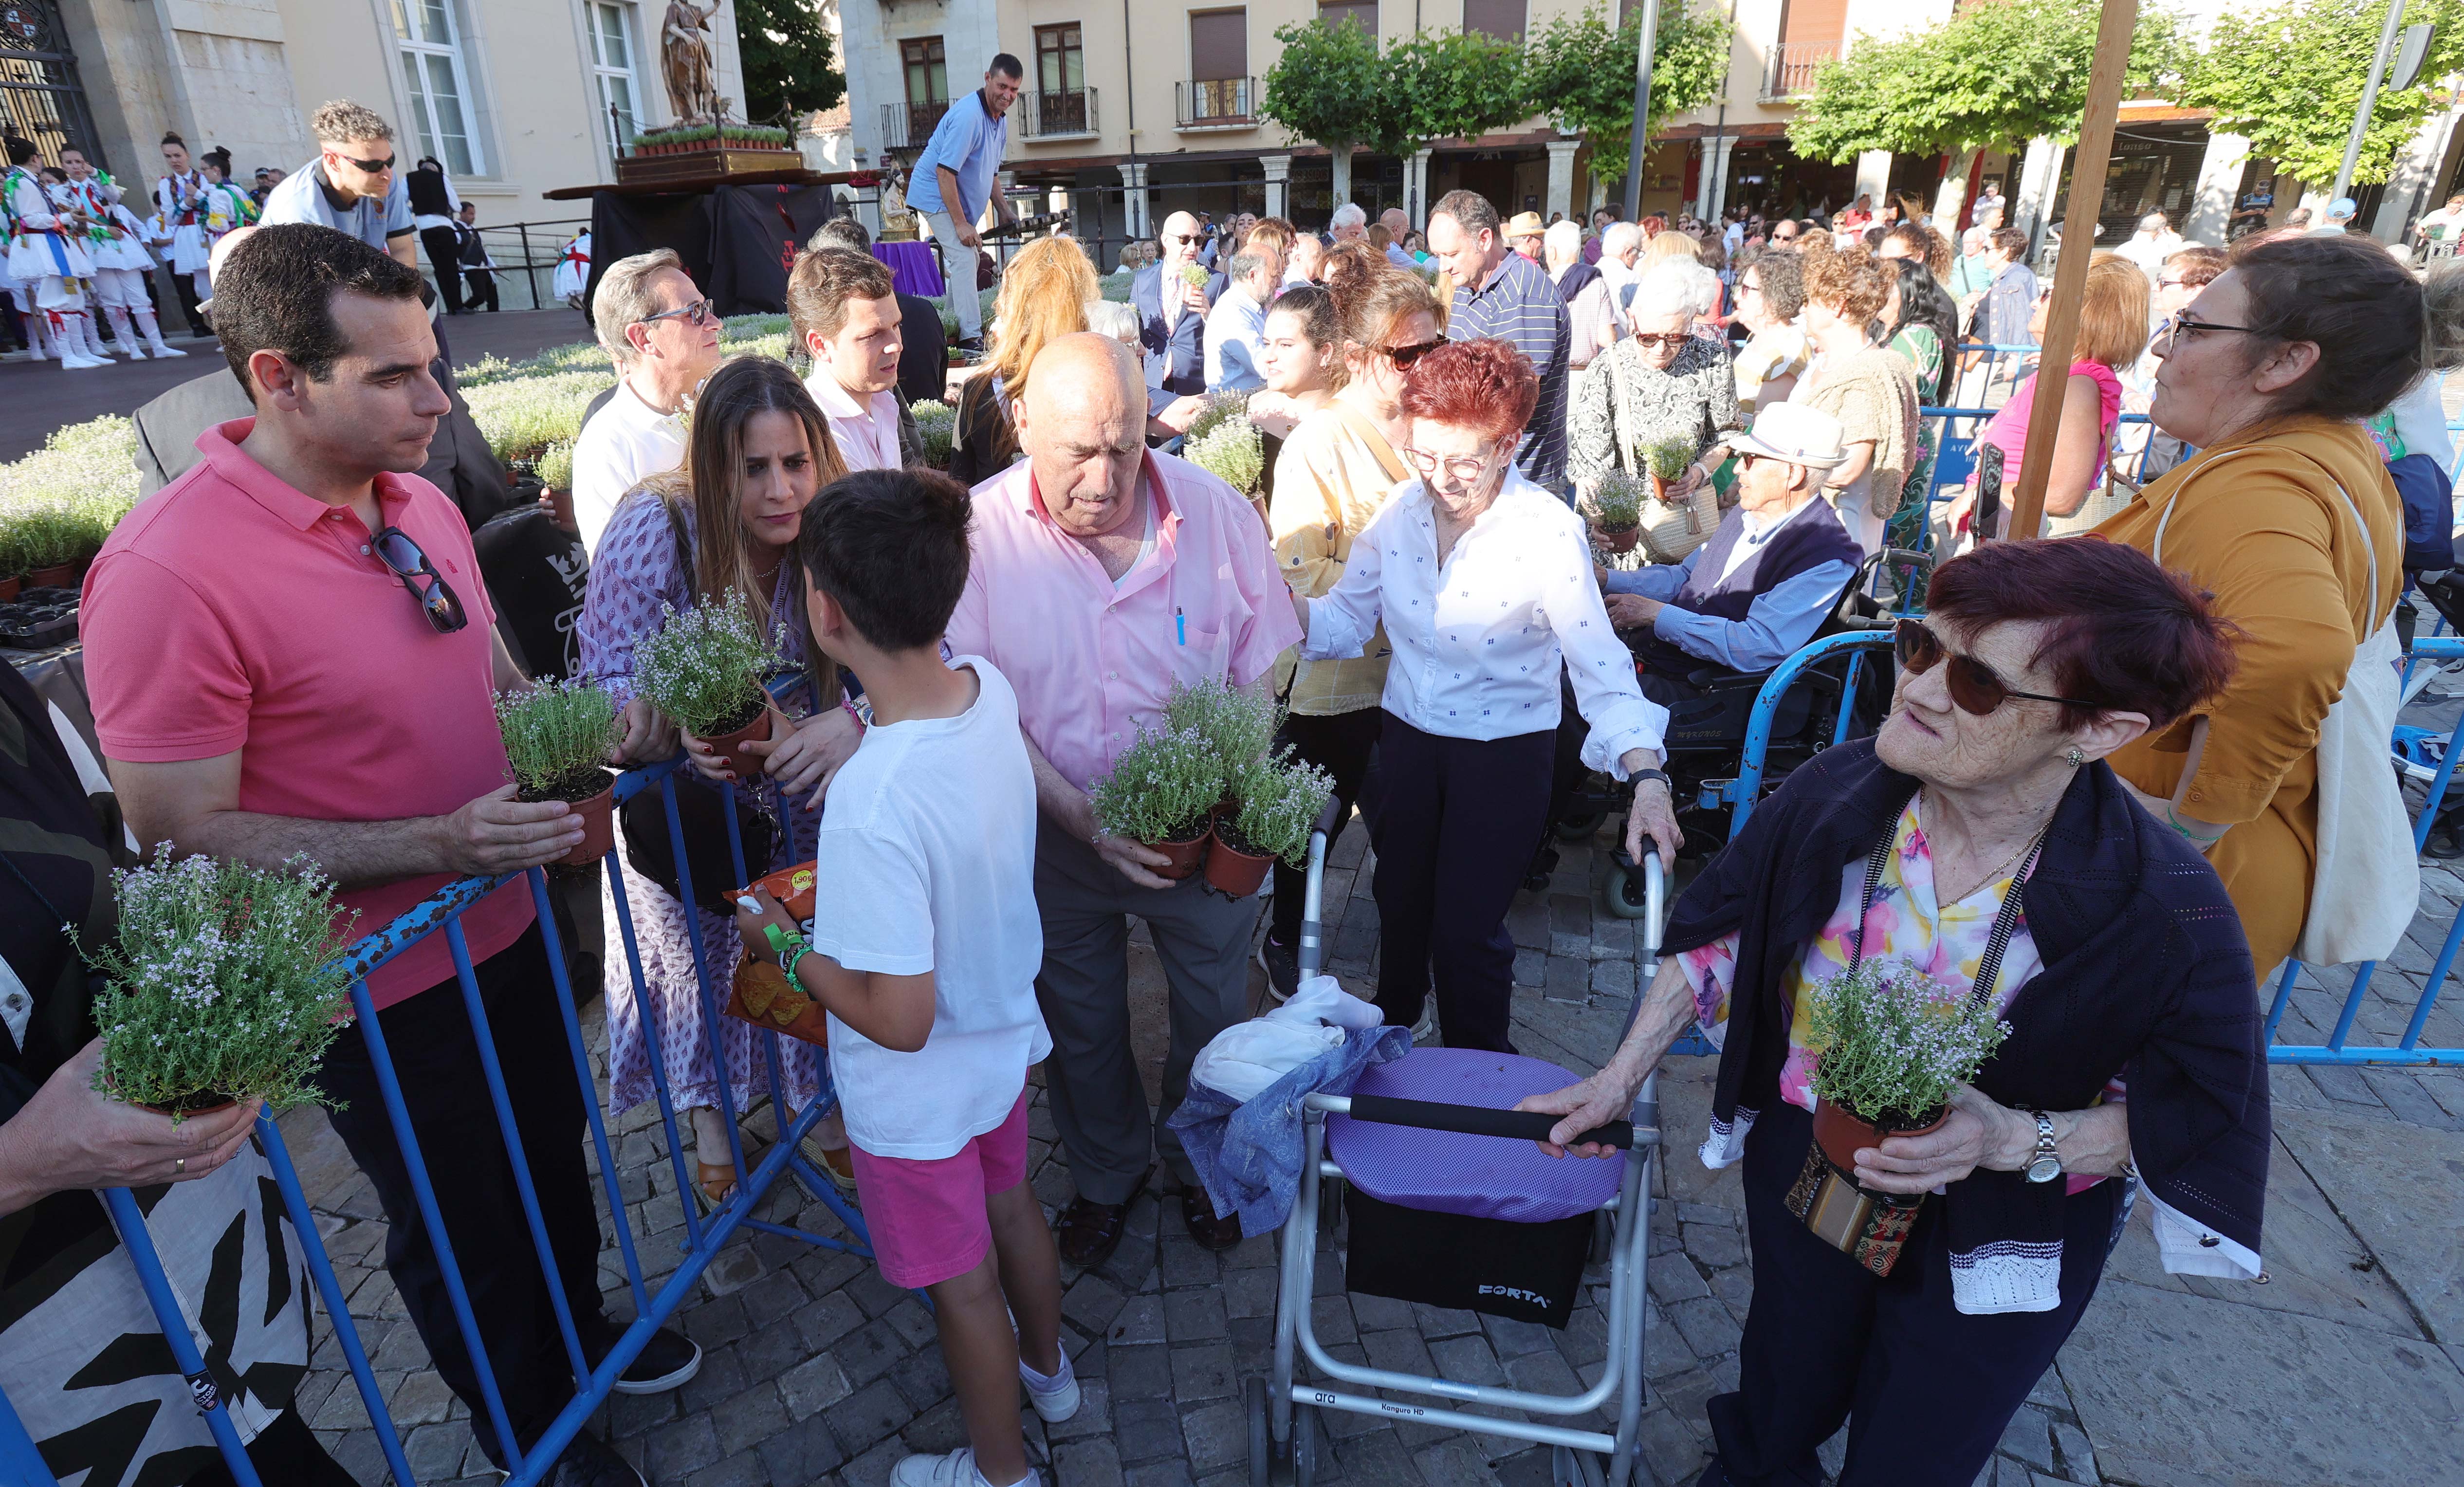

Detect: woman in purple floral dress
[580, 357, 866, 1207]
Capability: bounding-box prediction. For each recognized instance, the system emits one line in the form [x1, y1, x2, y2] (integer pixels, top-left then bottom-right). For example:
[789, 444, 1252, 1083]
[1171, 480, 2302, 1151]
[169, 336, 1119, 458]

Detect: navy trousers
[1701, 1099, 2126, 1487]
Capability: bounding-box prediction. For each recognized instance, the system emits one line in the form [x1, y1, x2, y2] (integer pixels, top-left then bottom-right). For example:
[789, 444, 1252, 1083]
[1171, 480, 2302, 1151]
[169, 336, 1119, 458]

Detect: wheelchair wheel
[1604, 862, 1653, 920]
[1555, 810, 1604, 842]
[1248, 1376, 1275, 1487]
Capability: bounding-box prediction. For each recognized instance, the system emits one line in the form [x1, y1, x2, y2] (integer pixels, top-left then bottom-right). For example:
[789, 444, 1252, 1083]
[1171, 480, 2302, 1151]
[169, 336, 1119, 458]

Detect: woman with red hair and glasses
[1520, 537, 2269, 1487]
[1288, 339, 1681, 1050]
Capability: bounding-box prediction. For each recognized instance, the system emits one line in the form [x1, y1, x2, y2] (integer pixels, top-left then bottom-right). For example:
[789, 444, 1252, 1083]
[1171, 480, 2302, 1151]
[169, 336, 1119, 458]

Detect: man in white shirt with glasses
[569, 248, 725, 552]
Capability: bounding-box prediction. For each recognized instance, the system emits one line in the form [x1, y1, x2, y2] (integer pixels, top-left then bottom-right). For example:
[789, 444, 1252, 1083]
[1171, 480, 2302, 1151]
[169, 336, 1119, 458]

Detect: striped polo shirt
[1449, 248, 1573, 491]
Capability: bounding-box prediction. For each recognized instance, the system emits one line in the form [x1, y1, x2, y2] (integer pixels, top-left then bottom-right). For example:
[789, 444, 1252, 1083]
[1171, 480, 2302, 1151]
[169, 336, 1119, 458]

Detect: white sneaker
[1020, 1353, 1081, 1423]
[1411, 1004, 1437, 1043]
[890, 1447, 1037, 1487]
[57, 349, 106, 370]
[148, 340, 188, 358]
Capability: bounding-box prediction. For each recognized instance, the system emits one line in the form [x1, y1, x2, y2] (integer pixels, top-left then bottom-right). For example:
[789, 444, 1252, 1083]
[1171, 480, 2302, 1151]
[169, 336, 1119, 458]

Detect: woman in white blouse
[1289, 339, 1681, 1051]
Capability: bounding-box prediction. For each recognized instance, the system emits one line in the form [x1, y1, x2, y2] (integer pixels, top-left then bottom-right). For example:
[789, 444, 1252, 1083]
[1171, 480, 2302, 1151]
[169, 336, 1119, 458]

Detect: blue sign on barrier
[0, 753, 879, 1485]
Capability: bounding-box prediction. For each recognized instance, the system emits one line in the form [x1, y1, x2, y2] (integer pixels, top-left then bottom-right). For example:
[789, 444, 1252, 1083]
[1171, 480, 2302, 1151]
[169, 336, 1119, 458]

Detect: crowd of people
[1, 59, 2456, 1487]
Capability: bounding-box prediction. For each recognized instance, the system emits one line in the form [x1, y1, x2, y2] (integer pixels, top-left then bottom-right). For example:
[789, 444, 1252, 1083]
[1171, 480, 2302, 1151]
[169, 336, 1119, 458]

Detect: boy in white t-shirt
[734, 467, 1070, 1487]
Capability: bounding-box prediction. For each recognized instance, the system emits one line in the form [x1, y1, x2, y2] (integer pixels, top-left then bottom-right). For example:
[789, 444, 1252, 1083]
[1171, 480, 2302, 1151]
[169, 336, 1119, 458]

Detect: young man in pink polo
[736, 467, 1071, 1487]
[81, 223, 691, 1487]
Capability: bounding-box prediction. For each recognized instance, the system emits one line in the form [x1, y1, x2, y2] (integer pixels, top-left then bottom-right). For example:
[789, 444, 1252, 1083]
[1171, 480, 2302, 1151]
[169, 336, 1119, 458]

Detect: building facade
[5, 0, 748, 290]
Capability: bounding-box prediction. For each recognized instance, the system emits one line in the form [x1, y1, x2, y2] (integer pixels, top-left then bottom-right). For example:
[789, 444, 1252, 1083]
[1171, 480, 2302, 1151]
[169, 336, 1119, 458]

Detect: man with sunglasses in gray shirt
[257, 99, 418, 270]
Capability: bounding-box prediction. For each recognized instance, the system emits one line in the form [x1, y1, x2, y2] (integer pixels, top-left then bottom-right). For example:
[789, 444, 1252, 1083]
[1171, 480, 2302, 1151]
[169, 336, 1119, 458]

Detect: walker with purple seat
[1245, 831, 1664, 1486]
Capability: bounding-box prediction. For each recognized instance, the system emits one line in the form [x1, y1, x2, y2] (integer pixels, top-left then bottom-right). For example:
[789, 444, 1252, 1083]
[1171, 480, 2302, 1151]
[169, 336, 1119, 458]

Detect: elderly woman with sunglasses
[1520, 538, 2270, 1487]
[2091, 234, 2418, 980]
[1567, 262, 1744, 559]
[1288, 339, 1682, 1050]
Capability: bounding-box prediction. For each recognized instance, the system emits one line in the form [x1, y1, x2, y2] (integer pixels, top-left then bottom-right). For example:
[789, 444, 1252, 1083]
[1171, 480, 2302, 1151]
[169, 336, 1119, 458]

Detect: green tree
[1787, 0, 2181, 220]
[1261, 16, 1389, 209]
[1521, 2, 1731, 193]
[2176, 0, 2464, 189]
[735, 0, 845, 127]
[1380, 29, 1532, 187]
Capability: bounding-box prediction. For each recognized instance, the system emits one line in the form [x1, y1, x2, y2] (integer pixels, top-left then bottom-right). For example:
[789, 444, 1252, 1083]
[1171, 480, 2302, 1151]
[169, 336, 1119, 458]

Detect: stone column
[1120, 161, 1151, 243]
[1545, 138, 1581, 222]
[1408, 148, 1434, 227]
[1700, 136, 1737, 220]
[2013, 136, 2063, 251]
[2183, 131, 2249, 245]
[1263, 155, 1293, 222]
[1854, 149, 1893, 210]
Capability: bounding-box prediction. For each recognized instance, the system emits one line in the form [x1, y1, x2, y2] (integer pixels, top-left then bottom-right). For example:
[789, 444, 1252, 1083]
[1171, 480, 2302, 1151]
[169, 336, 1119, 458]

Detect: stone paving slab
[282, 806, 2464, 1487]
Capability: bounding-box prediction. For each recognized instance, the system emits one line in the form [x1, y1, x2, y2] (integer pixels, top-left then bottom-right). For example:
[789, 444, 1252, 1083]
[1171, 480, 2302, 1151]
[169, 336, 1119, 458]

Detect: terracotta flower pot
[1648, 471, 1671, 507]
[559, 782, 617, 866]
[701, 706, 774, 780]
[1595, 523, 1639, 553]
[28, 563, 74, 590]
[1143, 825, 1212, 881]
[1203, 820, 1275, 899]
[547, 486, 576, 531]
[136, 1091, 240, 1118]
[0, 575, 18, 604]
[1811, 1096, 1949, 1179]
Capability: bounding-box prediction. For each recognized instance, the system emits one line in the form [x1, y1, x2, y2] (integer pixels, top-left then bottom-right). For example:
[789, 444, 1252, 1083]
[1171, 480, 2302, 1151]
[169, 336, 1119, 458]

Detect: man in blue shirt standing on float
[907, 54, 1022, 354]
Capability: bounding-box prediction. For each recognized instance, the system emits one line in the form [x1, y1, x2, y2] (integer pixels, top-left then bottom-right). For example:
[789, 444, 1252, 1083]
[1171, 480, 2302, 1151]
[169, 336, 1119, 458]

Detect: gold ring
[174, 1157, 185, 1175]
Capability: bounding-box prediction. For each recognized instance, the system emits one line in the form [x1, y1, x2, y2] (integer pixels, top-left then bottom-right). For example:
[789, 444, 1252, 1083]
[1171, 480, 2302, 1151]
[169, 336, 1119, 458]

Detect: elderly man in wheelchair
[1545, 404, 1878, 878]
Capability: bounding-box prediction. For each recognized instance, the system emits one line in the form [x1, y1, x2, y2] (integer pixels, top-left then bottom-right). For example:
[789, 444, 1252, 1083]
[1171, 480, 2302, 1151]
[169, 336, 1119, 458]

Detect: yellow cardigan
[2092, 416, 2403, 976]
[1267, 401, 1413, 715]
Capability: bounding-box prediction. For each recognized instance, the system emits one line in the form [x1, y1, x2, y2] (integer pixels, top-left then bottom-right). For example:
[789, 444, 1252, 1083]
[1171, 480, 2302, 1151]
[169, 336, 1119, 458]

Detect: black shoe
[604, 1325, 700, 1395]
[955, 336, 985, 355]
[1182, 1185, 1242, 1251]
[1257, 934, 1300, 1002]
[1056, 1167, 1150, 1269]
[543, 1431, 644, 1486]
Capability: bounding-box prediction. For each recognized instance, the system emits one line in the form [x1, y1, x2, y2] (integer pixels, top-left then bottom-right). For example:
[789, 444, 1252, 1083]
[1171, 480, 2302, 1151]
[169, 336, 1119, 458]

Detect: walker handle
[1340, 1093, 1635, 1151]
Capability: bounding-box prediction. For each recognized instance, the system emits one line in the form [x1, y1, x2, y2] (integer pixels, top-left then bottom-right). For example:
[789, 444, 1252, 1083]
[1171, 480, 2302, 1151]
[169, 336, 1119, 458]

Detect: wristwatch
[1631, 768, 1671, 790]
[2023, 1109, 2062, 1183]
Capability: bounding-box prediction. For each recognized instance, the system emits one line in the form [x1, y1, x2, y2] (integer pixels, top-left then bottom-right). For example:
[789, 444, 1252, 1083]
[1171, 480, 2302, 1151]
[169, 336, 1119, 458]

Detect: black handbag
[617, 771, 779, 915]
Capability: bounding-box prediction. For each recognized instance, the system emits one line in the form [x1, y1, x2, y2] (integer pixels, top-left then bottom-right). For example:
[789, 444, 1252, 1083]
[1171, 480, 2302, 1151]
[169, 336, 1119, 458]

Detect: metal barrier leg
[0, 1383, 54, 1486]
[100, 1188, 268, 1487]
[531, 868, 652, 1318]
[604, 837, 708, 1253]
[257, 1115, 419, 1487]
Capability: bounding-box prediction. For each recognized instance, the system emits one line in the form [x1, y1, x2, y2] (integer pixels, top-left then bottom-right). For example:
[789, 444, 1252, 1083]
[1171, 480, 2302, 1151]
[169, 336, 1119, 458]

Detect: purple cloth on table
[874, 241, 945, 298]
[1326, 1048, 1623, 1224]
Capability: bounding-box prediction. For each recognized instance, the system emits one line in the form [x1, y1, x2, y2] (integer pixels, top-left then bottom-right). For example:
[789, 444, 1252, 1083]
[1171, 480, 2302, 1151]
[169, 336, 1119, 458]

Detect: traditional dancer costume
[4, 162, 105, 370]
[154, 167, 211, 307]
[553, 227, 590, 307]
[59, 174, 184, 359]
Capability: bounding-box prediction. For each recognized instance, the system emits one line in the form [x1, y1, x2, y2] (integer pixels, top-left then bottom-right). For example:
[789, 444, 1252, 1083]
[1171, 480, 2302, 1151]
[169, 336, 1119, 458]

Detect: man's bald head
[1160, 211, 1201, 268]
[1015, 332, 1147, 539]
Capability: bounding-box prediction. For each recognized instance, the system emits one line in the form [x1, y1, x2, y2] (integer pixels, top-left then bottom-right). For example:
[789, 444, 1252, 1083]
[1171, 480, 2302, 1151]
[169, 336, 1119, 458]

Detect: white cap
[1729, 403, 1848, 470]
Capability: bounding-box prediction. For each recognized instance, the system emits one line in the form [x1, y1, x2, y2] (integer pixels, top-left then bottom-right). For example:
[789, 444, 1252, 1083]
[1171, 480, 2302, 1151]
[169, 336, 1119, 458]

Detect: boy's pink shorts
[847, 1091, 1031, 1289]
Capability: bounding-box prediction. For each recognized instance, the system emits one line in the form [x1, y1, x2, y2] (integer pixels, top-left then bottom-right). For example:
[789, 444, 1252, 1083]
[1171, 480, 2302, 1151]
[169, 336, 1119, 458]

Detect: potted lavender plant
[496, 677, 623, 865]
[634, 591, 786, 779]
[1205, 749, 1334, 899]
[1091, 723, 1224, 879]
[88, 855, 357, 1116]
[1801, 960, 2012, 1189]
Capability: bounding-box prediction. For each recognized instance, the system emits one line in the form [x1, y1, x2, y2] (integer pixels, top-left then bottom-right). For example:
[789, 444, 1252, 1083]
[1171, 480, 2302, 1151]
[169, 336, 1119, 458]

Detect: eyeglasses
[1384, 337, 1447, 369]
[1894, 619, 2097, 716]
[335, 152, 396, 173]
[1167, 233, 1199, 245]
[372, 527, 469, 635]
[1629, 332, 1691, 350]
[640, 297, 716, 330]
[2153, 308, 2256, 348]
[1399, 444, 1497, 484]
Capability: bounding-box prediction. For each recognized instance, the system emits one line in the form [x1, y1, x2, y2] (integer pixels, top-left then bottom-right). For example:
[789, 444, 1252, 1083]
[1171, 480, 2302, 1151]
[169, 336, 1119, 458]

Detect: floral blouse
[577, 487, 808, 701]
[1682, 798, 2121, 1189]
[1566, 333, 1744, 491]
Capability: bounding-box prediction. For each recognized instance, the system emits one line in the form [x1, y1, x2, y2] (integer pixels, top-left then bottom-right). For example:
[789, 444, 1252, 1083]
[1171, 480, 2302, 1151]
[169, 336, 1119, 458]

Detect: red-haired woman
[1288, 339, 1682, 1050]
[1522, 537, 2268, 1487]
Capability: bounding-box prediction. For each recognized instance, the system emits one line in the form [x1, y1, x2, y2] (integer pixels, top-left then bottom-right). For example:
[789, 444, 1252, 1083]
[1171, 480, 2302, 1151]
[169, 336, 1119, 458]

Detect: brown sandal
[694, 1158, 740, 1214]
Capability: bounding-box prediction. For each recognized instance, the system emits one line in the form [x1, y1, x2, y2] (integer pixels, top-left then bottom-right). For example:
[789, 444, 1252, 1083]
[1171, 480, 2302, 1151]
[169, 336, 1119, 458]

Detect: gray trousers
[1031, 822, 1261, 1204]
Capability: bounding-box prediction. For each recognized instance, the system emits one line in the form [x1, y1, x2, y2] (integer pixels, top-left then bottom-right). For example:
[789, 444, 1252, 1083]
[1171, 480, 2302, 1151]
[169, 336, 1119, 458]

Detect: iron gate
[0, 0, 105, 167]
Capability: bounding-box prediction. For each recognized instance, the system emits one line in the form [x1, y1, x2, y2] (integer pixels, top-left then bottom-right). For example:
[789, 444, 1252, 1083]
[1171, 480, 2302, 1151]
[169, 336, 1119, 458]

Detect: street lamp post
[1622, 0, 1662, 223]
[2331, 0, 2411, 204]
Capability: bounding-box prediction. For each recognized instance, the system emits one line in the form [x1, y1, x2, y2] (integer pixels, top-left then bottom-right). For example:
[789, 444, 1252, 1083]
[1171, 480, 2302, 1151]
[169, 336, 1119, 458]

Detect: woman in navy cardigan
[1522, 537, 2270, 1487]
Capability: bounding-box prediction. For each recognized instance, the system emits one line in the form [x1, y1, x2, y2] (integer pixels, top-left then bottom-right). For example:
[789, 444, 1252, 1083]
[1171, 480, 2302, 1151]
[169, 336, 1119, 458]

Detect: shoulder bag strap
[1846, 825, 1899, 971]
[658, 495, 698, 606]
[1606, 346, 1639, 477]
[1968, 836, 2046, 1009]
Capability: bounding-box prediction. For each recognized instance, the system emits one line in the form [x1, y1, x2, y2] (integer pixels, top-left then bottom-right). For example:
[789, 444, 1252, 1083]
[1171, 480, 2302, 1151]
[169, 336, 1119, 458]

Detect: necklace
[1919, 791, 2052, 904]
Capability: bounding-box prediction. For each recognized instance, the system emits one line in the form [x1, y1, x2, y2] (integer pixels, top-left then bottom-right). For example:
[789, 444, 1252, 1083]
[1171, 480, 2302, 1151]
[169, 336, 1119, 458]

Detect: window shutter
[1463, 0, 1526, 42]
[1189, 9, 1248, 83]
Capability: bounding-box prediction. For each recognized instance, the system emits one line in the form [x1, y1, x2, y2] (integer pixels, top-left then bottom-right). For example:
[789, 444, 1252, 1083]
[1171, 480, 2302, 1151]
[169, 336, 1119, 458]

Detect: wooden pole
[2004, 0, 2138, 542]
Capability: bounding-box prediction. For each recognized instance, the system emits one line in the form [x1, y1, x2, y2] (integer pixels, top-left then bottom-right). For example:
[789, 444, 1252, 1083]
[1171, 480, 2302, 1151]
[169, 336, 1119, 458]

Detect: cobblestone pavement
[286, 764, 2464, 1487]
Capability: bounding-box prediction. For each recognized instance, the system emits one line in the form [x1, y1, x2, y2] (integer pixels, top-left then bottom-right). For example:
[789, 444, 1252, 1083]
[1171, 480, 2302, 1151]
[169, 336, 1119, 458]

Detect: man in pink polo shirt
[81, 224, 690, 1487]
[944, 332, 1301, 1267]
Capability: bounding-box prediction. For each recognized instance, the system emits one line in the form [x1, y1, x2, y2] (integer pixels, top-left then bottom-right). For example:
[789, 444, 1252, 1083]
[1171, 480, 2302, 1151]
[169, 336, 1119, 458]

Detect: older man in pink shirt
[945, 332, 1299, 1265]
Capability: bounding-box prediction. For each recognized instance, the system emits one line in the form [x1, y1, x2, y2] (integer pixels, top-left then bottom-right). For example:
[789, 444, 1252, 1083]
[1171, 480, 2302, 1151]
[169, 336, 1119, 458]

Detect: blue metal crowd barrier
[0, 752, 872, 1485]
[1710, 629, 2464, 1072]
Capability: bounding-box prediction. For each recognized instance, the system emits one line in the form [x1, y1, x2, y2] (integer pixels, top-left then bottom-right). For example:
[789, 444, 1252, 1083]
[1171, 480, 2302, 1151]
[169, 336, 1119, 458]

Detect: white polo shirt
[803, 367, 906, 473]
[570, 379, 688, 553]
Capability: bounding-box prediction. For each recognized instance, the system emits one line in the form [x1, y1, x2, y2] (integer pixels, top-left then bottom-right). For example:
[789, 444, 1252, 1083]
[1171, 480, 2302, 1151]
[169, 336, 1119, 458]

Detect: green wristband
[763, 923, 798, 955]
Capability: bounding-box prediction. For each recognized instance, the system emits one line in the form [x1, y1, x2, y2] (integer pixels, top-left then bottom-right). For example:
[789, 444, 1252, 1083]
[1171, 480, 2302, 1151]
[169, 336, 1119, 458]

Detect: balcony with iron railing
[1176, 76, 1255, 130]
[1018, 87, 1099, 140]
[1761, 41, 1836, 101]
[879, 98, 951, 152]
